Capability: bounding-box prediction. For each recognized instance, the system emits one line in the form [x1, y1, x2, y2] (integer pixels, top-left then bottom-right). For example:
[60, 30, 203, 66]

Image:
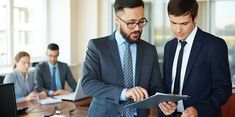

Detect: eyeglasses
[117, 15, 148, 29]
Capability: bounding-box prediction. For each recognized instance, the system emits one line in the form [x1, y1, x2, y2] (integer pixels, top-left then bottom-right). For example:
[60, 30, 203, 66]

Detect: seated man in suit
[34, 43, 77, 96]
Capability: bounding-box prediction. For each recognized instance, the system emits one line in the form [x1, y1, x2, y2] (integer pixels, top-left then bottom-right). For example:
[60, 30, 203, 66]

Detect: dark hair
[13, 51, 30, 69]
[47, 43, 59, 51]
[113, 0, 144, 14]
[168, 0, 198, 21]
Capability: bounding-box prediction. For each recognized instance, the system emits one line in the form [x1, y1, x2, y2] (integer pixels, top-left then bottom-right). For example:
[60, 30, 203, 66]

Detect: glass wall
[212, 0, 235, 85]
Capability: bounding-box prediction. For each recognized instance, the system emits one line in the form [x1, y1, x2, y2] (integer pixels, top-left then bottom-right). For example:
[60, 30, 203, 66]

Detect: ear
[193, 15, 198, 24]
[115, 15, 121, 31]
[115, 15, 120, 26]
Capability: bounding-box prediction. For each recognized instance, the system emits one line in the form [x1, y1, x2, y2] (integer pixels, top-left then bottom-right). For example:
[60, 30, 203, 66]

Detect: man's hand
[181, 106, 198, 117]
[25, 91, 37, 101]
[51, 89, 69, 96]
[125, 86, 149, 102]
[38, 91, 47, 99]
[158, 101, 177, 115]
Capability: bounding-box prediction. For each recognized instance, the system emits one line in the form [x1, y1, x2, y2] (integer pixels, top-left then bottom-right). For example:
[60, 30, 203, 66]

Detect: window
[0, 0, 8, 66]
[0, 0, 47, 67]
[212, 0, 235, 85]
[152, 0, 172, 62]
[152, 0, 235, 86]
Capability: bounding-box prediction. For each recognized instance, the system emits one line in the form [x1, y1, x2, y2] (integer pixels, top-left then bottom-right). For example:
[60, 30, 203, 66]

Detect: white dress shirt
[171, 26, 198, 112]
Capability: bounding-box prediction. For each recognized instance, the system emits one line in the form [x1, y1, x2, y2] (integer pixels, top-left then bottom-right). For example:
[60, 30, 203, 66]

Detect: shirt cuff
[48, 90, 54, 96]
[16, 97, 25, 103]
[120, 88, 128, 101]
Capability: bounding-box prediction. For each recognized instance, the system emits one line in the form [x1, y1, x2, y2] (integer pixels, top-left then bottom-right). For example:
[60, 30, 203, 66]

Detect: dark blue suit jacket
[34, 61, 77, 94]
[82, 32, 164, 117]
[162, 28, 232, 117]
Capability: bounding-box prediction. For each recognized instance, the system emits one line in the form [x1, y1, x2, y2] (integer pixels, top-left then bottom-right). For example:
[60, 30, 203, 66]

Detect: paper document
[124, 92, 190, 109]
[38, 97, 62, 105]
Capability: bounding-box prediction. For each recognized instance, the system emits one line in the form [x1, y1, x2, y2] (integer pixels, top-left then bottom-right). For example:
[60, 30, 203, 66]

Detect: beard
[120, 26, 142, 43]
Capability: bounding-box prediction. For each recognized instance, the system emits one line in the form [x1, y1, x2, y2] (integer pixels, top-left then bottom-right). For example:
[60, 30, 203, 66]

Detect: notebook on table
[0, 83, 28, 117]
[54, 78, 88, 101]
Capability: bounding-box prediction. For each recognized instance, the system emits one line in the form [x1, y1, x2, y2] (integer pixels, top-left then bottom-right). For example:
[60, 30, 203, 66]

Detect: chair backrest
[0, 75, 5, 84]
[0, 83, 18, 117]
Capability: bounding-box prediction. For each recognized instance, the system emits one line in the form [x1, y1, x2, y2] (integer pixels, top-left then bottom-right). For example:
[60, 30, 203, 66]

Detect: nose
[133, 24, 141, 31]
[25, 63, 30, 69]
[52, 57, 56, 61]
[175, 24, 182, 33]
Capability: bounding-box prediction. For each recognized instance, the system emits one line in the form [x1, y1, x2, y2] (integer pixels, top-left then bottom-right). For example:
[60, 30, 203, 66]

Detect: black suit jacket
[82, 32, 164, 117]
[162, 28, 232, 117]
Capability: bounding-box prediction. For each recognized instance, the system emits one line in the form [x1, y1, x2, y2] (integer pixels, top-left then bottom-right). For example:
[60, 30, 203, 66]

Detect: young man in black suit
[159, 0, 232, 117]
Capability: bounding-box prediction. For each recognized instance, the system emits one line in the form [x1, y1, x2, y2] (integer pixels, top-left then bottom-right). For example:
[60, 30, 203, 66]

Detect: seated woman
[4, 51, 47, 102]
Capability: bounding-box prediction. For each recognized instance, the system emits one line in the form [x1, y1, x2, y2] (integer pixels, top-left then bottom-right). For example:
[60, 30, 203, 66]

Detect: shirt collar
[48, 62, 58, 69]
[115, 30, 126, 46]
[181, 26, 198, 45]
[15, 69, 29, 79]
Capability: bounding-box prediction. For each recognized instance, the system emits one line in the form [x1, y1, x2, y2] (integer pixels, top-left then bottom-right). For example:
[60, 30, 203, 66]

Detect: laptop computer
[0, 83, 28, 117]
[54, 78, 88, 101]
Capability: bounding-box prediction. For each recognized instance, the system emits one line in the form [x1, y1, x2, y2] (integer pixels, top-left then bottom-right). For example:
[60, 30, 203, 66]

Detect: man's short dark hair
[113, 0, 144, 14]
[168, 0, 198, 21]
[47, 43, 59, 50]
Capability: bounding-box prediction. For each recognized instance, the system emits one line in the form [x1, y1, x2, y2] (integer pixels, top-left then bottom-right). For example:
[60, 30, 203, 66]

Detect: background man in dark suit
[159, 0, 232, 117]
[34, 43, 77, 97]
[81, 0, 164, 116]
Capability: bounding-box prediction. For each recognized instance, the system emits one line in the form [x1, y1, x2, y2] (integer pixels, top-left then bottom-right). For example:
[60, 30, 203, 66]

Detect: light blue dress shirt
[3, 69, 34, 102]
[48, 62, 62, 91]
[115, 31, 137, 101]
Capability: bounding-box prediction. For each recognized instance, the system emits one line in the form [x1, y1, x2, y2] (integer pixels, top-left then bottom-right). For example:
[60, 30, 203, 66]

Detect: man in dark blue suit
[34, 43, 77, 97]
[159, 0, 232, 117]
[82, 0, 164, 117]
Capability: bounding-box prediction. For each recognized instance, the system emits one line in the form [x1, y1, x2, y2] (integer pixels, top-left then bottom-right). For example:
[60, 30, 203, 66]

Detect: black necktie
[173, 41, 187, 94]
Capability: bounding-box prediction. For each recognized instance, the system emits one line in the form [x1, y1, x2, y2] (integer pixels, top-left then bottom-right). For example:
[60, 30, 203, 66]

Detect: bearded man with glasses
[82, 0, 166, 117]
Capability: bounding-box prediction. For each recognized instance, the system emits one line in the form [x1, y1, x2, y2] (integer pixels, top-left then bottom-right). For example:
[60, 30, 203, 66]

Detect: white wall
[47, 0, 108, 78]
[48, 0, 71, 64]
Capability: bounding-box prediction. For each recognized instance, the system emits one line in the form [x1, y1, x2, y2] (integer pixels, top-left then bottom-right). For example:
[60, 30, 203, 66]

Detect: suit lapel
[45, 62, 52, 87]
[183, 29, 203, 88]
[135, 41, 144, 85]
[107, 33, 124, 85]
[166, 39, 178, 90]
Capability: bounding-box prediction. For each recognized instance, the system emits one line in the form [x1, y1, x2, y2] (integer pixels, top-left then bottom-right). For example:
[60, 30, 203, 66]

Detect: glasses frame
[116, 15, 148, 29]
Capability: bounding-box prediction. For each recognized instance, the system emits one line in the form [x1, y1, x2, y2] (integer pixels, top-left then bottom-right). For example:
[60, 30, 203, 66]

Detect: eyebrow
[127, 18, 146, 22]
[170, 20, 188, 24]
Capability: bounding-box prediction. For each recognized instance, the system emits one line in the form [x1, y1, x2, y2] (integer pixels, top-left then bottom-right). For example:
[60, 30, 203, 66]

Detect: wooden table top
[17, 97, 92, 117]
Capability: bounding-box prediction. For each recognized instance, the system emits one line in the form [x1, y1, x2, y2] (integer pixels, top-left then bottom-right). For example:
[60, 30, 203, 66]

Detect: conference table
[17, 97, 92, 117]
[17, 97, 157, 117]
[17, 92, 235, 117]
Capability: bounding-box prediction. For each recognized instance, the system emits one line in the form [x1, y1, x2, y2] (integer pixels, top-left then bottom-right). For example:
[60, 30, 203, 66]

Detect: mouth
[131, 31, 140, 39]
[175, 33, 185, 38]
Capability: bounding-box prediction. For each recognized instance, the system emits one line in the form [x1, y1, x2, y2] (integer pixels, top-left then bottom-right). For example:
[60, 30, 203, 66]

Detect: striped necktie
[121, 42, 134, 117]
